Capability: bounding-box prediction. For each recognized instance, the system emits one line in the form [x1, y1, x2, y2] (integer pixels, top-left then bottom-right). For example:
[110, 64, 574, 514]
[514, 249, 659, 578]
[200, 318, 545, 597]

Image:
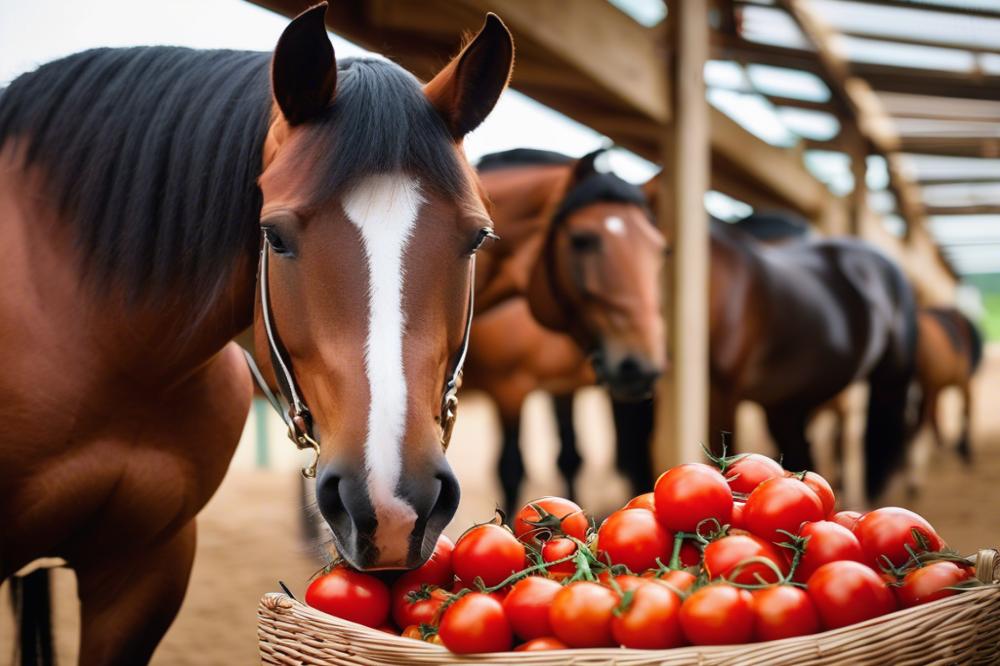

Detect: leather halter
[243, 235, 476, 478]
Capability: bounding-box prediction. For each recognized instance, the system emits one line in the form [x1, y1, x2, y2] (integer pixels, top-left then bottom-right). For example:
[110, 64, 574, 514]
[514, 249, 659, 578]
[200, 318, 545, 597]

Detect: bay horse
[463, 149, 665, 514]
[695, 212, 919, 499]
[914, 306, 982, 462]
[0, 4, 513, 663]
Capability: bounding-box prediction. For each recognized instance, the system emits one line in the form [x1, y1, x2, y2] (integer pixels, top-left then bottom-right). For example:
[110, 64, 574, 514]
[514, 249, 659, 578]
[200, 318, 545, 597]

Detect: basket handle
[974, 549, 999, 584]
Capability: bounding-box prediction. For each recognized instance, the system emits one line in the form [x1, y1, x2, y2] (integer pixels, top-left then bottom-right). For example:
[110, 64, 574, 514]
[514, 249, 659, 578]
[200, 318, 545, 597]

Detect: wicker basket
[258, 548, 1000, 665]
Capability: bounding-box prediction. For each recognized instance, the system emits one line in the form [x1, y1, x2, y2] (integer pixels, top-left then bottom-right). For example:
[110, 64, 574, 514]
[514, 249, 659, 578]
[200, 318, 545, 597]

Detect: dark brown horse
[0, 5, 513, 663]
[464, 149, 665, 513]
[698, 213, 918, 499]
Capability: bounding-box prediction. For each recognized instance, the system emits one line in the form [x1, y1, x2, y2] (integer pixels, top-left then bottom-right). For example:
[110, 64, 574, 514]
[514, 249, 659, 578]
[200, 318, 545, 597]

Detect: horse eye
[263, 226, 291, 255]
[570, 233, 601, 252]
[471, 227, 499, 254]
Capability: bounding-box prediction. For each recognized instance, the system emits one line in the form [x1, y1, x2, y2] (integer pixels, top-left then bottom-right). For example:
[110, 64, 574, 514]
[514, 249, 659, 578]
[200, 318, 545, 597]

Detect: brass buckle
[289, 415, 320, 479]
[440, 394, 459, 451]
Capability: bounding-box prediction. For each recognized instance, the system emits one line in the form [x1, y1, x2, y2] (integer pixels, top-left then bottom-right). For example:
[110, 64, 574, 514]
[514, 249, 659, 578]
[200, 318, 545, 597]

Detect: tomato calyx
[773, 529, 811, 584]
[876, 528, 968, 578]
[701, 439, 743, 474]
[516, 502, 591, 544]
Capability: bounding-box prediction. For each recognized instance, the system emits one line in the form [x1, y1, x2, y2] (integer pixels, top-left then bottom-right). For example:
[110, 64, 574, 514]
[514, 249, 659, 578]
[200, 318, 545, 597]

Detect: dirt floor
[2, 346, 998, 664]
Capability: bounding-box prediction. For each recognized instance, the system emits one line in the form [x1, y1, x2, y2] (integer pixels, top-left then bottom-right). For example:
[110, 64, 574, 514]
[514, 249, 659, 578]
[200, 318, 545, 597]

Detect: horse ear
[424, 14, 514, 140]
[569, 149, 604, 185]
[642, 171, 663, 212]
[272, 3, 338, 126]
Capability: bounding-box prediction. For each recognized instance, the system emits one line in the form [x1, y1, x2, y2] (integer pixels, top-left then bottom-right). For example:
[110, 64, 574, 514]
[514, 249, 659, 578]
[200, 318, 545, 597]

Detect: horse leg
[552, 393, 583, 503]
[498, 415, 524, 519]
[611, 397, 655, 495]
[957, 382, 973, 464]
[765, 407, 813, 472]
[76, 520, 197, 666]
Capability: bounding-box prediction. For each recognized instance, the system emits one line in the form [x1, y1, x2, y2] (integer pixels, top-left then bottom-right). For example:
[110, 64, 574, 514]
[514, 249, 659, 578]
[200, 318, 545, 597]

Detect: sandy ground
[2, 346, 999, 664]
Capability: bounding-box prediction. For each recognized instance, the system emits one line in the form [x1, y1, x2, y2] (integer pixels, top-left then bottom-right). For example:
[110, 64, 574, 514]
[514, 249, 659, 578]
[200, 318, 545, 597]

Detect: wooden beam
[899, 137, 1000, 159]
[917, 176, 1000, 186]
[840, 29, 1000, 57]
[833, 0, 1000, 21]
[777, 0, 926, 240]
[925, 204, 1000, 216]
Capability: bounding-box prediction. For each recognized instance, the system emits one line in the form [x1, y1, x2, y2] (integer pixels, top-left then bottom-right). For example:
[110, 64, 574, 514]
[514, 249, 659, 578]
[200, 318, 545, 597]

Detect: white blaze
[343, 174, 422, 550]
[605, 215, 626, 235]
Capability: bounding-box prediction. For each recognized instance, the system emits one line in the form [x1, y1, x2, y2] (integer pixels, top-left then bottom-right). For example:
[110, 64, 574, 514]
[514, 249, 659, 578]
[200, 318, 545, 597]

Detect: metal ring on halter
[439, 392, 459, 451]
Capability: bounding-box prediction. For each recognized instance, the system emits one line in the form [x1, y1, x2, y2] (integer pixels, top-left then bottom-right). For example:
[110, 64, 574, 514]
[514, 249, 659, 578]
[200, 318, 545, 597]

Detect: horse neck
[476, 165, 569, 310]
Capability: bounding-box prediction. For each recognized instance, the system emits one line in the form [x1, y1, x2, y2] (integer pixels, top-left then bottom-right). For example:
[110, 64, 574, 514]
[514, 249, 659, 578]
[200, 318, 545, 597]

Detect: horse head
[526, 150, 666, 401]
[255, 4, 513, 570]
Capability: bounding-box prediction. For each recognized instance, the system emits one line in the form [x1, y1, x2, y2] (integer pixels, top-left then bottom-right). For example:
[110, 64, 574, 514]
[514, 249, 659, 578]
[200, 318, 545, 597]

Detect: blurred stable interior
[3, 1, 1000, 664]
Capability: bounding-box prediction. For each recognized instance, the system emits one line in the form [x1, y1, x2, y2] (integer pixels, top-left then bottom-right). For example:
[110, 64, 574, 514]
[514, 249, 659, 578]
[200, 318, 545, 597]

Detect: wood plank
[839, 29, 1000, 57]
[832, 0, 1000, 21]
[925, 204, 1000, 216]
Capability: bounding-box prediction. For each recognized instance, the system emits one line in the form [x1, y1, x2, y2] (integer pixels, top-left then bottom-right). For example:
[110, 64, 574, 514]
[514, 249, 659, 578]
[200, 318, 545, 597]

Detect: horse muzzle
[315, 454, 460, 570]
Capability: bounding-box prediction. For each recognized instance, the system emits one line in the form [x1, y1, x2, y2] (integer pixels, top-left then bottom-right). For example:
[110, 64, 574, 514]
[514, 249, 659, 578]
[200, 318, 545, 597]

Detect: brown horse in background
[466, 148, 665, 515]
[915, 306, 983, 462]
[0, 5, 513, 663]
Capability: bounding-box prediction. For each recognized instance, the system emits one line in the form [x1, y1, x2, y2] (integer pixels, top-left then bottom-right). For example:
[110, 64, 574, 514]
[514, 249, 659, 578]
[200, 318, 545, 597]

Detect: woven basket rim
[259, 582, 1000, 658]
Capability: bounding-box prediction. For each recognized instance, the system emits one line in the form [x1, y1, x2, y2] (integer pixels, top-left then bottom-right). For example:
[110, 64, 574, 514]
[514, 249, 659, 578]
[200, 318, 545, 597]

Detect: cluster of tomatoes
[304, 454, 977, 654]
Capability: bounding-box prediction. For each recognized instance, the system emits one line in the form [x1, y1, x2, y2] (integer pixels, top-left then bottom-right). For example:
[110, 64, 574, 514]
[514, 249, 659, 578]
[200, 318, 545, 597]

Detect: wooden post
[653, 0, 710, 470]
[849, 132, 869, 238]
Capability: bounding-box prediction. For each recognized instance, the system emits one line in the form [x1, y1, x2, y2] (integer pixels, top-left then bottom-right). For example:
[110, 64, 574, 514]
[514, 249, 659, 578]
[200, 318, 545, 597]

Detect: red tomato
[541, 537, 578, 580]
[679, 584, 754, 645]
[625, 492, 657, 512]
[724, 453, 783, 495]
[703, 534, 788, 585]
[375, 624, 397, 634]
[391, 582, 449, 629]
[512, 497, 589, 542]
[807, 560, 897, 629]
[645, 569, 697, 592]
[896, 560, 974, 609]
[392, 534, 454, 591]
[502, 577, 562, 641]
[305, 567, 391, 628]
[751, 585, 820, 641]
[597, 509, 672, 573]
[744, 476, 824, 544]
[831, 510, 863, 532]
[611, 579, 685, 649]
[654, 463, 733, 534]
[792, 520, 864, 583]
[438, 592, 512, 653]
[794, 471, 836, 516]
[603, 573, 646, 594]
[853, 507, 945, 570]
[549, 581, 619, 648]
[514, 637, 569, 651]
[731, 502, 747, 530]
[453, 524, 526, 588]
[400, 624, 424, 640]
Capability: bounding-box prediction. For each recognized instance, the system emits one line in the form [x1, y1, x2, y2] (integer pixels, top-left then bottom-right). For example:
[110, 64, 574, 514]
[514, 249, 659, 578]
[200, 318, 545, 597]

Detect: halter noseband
[243, 235, 476, 478]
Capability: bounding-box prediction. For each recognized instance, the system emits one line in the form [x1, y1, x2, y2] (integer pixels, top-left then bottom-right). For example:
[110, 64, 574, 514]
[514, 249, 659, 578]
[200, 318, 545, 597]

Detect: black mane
[476, 147, 573, 171]
[732, 212, 812, 242]
[477, 147, 649, 223]
[0, 48, 463, 310]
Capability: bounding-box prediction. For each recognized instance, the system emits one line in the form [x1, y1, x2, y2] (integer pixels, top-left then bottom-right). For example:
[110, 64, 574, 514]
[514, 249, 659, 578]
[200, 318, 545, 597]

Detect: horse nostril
[315, 467, 377, 567]
[618, 356, 643, 380]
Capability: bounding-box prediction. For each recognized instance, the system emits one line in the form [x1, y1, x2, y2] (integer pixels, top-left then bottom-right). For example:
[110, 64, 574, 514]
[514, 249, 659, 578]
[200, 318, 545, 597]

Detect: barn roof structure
[248, 0, 990, 464]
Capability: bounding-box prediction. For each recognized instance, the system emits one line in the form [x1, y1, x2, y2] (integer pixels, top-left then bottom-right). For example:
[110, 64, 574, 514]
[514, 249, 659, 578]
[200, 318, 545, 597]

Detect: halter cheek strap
[243, 236, 476, 478]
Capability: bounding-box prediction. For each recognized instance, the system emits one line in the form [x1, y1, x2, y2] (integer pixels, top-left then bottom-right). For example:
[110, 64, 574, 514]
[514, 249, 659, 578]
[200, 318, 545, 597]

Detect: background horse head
[477, 149, 667, 401]
[256, 5, 513, 569]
